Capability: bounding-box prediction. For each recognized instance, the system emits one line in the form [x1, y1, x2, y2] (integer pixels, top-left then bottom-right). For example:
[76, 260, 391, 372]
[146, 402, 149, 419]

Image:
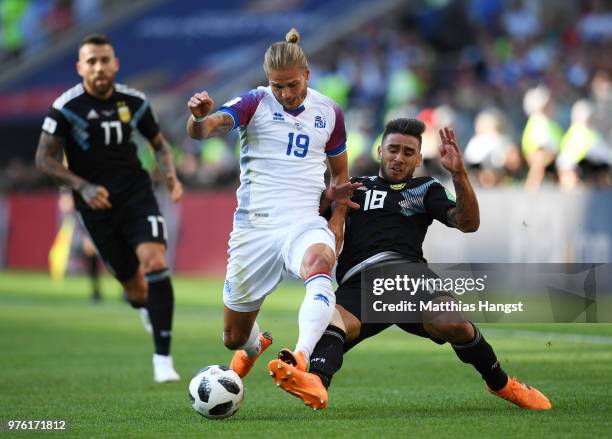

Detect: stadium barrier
[424, 188, 612, 264]
[2, 188, 611, 275]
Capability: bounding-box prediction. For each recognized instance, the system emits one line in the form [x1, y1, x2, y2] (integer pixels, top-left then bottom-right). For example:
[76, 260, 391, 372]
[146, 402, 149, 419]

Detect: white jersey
[220, 86, 346, 228]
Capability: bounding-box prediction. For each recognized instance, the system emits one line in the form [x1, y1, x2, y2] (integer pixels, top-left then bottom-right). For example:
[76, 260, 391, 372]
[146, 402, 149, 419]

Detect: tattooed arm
[446, 172, 479, 232]
[438, 127, 479, 233]
[187, 111, 235, 139]
[149, 132, 183, 202]
[35, 132, 111, 209]
[186, 91, 234, 139]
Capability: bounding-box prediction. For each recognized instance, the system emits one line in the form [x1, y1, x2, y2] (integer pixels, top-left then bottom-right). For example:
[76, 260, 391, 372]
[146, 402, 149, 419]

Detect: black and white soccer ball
[188, 365, 244, 419]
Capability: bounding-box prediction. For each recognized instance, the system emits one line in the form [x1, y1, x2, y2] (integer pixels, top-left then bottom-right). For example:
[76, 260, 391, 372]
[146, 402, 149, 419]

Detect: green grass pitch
[1, 271, 611, 438]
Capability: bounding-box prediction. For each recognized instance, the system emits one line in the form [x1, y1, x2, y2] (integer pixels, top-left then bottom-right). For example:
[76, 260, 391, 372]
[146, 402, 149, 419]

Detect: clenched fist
[188, 91, 214, 119]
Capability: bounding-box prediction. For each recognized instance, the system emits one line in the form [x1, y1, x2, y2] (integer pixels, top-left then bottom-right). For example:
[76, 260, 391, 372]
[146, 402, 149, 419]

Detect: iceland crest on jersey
[314, 115, 326, 128]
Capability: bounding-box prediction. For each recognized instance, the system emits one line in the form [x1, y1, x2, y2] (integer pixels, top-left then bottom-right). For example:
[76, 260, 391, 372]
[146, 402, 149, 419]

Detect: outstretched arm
[35, 132, 111, 209]
[438, 127, 479, 233]
[319, 181, 362, 216]
[326, 152, 361, 255]
[149, 132, 183, 203]
[186, 91, 234, 139]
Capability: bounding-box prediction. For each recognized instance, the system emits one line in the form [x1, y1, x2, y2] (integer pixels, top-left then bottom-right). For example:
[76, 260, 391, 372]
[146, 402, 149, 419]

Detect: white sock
[238, 321, 261, 358]
[295, 273, 335, 358]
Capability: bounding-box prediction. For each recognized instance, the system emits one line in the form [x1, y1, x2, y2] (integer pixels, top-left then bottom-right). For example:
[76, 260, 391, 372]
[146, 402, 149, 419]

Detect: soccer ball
[188, 365, 244, 419]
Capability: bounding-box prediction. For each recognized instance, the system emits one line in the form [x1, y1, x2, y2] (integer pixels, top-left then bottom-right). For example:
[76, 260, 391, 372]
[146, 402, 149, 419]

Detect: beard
[379, 163, 411, 183]
[89, 76, 114, 97]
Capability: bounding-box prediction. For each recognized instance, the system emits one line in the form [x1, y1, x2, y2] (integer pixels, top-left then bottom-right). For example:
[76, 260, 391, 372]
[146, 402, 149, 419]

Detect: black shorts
[77, 188, 166, 281]
[336, 273, 448, 352]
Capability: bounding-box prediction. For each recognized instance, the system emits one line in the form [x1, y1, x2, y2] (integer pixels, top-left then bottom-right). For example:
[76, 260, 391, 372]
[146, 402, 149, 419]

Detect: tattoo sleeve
[187, 111, 234, 139]
[35, 132, 85, 190]
[446, 172, 480, 232]
[150, 133, 177, 178]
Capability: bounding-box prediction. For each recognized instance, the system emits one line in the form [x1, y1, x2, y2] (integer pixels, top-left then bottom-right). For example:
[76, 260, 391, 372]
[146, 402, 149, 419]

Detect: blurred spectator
[420, 105, 465, 179]
[0, 0, 118, 64]
[590, 70, 612, 143]
[417, 107, 442, 177]
[21, 0, 52, 55]
[0, 0, 30, 61]
[176, 136, 237, 187]
[577, 0, 612, 43]
[501, 0, 540, 42]
[199, 137, 236, 186]
[45, 0, 73, 37]
[385, 66, 425, 111]
[2, 0, 611, 192]
[557, 99, 611, 189]
[521, 85, 563, 191]
[74, 0, 102, 26]
[464, 108, 521, 187]
[467, 0, 504, 32]
[312, 68, 351, 110]
[344, 108, 375, 176]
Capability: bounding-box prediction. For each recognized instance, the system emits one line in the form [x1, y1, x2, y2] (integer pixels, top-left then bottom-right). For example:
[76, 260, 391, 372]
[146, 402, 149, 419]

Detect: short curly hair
[382, 118, 426, 149]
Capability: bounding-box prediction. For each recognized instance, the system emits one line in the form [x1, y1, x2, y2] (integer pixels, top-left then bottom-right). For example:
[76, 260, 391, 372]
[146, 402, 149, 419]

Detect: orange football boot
[488, 377, 552, 410]
[229, 331, 273, 378]
[268, 357, 328, 410]
[274, 348, 309, 372]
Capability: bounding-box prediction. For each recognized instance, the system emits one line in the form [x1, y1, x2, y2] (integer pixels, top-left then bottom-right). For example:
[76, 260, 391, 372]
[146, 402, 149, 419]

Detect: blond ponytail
[285, 27, 300, 44]
[264, 28, 308, 73]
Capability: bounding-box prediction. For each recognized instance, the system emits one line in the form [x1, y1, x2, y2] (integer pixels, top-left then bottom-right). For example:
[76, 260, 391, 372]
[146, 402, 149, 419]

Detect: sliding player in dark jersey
[35, 34, 182, 383]
[268, 118, 551, 410]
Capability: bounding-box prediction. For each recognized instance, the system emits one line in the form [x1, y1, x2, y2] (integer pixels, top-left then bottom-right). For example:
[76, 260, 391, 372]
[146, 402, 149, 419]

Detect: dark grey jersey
[42, 83, 159, 211]
[336, 176, 456, 283]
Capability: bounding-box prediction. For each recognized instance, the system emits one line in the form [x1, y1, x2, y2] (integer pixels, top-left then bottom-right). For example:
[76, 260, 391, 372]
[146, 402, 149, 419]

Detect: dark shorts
[336, 272, 448, 352]
[77, 188, 165, 281]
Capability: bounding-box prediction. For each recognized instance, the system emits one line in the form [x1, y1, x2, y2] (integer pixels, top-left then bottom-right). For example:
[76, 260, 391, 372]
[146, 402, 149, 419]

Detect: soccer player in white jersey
[187, 28, 359, 382]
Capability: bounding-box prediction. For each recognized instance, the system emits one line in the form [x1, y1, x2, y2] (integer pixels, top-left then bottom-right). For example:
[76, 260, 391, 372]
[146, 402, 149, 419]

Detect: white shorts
[223, 216, 335, 312]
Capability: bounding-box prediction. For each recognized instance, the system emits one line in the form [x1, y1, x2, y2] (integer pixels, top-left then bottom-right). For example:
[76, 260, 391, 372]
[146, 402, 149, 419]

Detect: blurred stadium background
[1, 0, 611, 276]
[1, 1, 611, 436]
